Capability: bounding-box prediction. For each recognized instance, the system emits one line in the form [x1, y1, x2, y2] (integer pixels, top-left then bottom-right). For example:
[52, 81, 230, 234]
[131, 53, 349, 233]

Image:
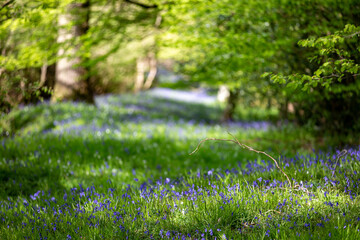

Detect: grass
[0, 93, 359, 239]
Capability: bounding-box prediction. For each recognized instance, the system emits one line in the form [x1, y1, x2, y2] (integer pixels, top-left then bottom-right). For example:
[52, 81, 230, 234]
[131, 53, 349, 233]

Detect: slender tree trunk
[134, 57, 146, 93]
[221, 89, 239, 122]
[39, 63, 48, 87]
[39, 64, 56, 100]
[52, 0, 93, 102]
[81, 0, 94, 103]
[143, 52, 157, 90]
[278, 97, 289, 127]
[267, 95, 271, 110]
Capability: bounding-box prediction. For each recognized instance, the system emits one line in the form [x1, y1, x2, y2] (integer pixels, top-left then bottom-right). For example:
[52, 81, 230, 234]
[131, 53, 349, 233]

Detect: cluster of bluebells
[1, 146, 360, 239]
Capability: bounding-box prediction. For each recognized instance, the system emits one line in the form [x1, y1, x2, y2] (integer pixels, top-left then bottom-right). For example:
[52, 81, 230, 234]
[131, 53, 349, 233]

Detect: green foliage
[0, 0, 161, 110]
[161, 0, 360, 122]
[270, 24, 360, 93]
[0, 0, 61, 70]
[0, 0, 62, 111]
[162, 0, 274, 88]
[268, 24, 360, 136]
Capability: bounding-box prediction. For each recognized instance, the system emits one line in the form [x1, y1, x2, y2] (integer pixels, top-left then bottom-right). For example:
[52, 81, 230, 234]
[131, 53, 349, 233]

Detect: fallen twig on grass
[293, 184, 311, 195]
[190, 132, 293, 188]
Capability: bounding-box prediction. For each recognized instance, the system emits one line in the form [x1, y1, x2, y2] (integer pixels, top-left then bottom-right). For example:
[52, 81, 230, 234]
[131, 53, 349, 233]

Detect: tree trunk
[221, 89, 239, 122]
[39, 63, 48, 87]
[280, 97, 289, 120]
[267, 95, 271, 110]
[52, 0, 93, 103]
[134, 57, 146, 93]
[40, 64, 56, 100]
[143, 52, 157, 90]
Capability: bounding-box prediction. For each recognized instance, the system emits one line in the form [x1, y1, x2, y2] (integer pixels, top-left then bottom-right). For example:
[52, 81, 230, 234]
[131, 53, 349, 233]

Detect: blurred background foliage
[0, 0, 359, 145]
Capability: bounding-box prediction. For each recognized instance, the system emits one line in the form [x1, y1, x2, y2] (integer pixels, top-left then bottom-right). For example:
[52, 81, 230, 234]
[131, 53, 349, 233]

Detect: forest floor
[0, 93, 359, 239]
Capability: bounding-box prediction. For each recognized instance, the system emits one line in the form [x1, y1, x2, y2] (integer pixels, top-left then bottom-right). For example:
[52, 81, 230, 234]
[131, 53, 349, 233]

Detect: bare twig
[290, 185, 310, 194]
[190, 133, 292, 188]
[189, 138, 238, 155]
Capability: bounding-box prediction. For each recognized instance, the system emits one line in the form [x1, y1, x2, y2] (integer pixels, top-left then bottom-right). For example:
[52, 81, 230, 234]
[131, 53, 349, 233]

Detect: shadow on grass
[0, 164, 64, 200]
[0, 131, 264, 200]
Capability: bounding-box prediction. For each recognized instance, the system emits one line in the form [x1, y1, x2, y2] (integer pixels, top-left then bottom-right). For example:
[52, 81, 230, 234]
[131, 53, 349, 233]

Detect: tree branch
[344, 31, 360, 39]
[124, 0, 158, 9]
[1, 0, 15, 10]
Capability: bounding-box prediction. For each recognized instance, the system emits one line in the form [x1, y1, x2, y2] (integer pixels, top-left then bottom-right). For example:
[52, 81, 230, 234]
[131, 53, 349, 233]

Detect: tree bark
[52, 0, 93, 103]
[221, 89, 239, 122]
[40, 64, 56, 100]
[143, 52, 157, 90]
[134, 57, 146, 93]
[39, 63, 48, 87]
